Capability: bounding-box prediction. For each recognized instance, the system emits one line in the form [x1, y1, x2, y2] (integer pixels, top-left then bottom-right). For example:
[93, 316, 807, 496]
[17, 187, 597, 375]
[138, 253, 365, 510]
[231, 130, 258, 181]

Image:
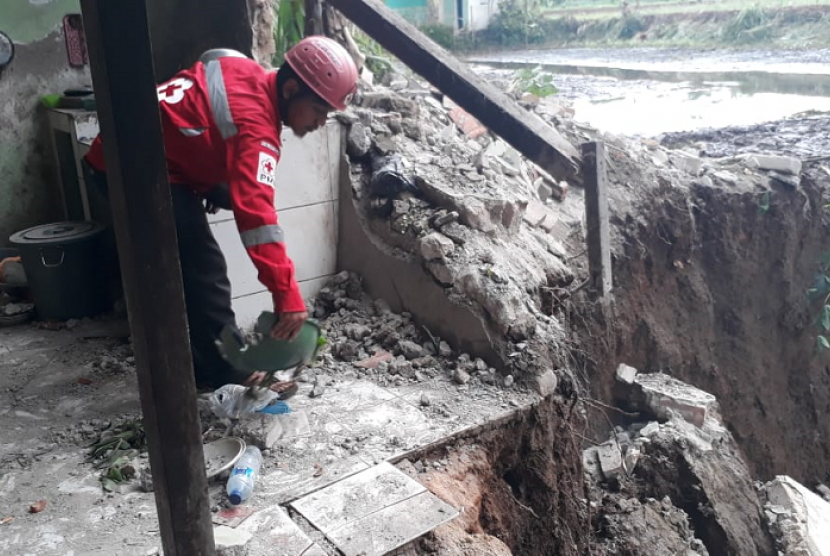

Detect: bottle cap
[228, 491, 243, 505]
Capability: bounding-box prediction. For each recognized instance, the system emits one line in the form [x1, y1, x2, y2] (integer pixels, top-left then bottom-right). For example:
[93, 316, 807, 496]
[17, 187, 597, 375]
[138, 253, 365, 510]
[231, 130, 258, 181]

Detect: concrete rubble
[587, 367, 777, 555]
[761, 476, 830, 556]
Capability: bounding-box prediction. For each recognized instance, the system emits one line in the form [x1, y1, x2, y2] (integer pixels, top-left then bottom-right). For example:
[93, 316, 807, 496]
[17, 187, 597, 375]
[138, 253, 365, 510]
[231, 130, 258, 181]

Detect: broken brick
[29, 500, 47, 514]
[355, 351, 394, 369]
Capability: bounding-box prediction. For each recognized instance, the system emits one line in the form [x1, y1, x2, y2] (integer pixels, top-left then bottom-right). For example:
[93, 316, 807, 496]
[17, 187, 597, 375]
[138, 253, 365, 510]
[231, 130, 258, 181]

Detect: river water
[470, 48, 830, 137]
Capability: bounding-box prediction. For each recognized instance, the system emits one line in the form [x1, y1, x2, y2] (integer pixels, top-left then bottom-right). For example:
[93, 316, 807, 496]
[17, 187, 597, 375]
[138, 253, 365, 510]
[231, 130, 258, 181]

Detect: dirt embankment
[581, 158, 830, 486]
[512, 5, 830, 50]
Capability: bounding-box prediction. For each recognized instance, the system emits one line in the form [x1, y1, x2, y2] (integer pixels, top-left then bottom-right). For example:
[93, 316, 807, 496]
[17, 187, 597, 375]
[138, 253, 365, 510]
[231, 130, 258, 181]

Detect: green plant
[86, 419, 146, 492]
[353, 29, 396, 82]
[512, 66, 558, 98]
[722, 7, 769, 44]
[808, 250, 830, 353]
[486, 0, 545, 46]
[617, 14, 645, 39]
[272, 0, 306, 66]
[421, 24, 456, 50]
[758, 191, 771, 214]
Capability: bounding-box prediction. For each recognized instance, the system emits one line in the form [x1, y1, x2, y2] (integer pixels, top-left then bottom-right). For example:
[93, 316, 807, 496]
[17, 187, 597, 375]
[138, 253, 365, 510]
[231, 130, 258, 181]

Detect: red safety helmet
[284, 36, 358, 111]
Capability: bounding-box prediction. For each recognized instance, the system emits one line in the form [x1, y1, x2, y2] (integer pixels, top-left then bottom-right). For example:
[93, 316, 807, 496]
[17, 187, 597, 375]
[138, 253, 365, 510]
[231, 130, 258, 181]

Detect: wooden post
[306, 0, 324, 36]
[581, 142, 612, 298]
[80, 1, 216, 554]
[326, 0, 581, 184]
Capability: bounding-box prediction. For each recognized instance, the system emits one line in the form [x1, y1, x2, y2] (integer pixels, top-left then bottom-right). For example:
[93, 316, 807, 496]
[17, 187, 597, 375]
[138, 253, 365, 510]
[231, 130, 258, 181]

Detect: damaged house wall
[0, 1, 88, 244]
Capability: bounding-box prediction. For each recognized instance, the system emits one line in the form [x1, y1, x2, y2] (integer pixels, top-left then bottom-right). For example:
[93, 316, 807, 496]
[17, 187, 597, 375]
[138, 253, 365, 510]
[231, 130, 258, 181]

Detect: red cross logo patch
[257, 151, 277, 187]
[157, 78, 194, 104]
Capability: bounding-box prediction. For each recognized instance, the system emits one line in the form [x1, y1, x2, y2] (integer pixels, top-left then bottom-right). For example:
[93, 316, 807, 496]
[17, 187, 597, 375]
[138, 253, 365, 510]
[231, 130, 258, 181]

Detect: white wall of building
[209, 120, 342, 329]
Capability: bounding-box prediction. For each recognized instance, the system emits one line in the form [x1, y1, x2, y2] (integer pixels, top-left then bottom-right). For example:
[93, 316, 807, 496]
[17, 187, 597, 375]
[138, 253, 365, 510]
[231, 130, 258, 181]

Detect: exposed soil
[395, 396, 589, 556]
[579, 157, 830, 487]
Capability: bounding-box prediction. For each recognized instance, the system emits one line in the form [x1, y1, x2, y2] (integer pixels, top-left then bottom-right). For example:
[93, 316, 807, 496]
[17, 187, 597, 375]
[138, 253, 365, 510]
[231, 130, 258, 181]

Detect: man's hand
[271, 310, 308, 341]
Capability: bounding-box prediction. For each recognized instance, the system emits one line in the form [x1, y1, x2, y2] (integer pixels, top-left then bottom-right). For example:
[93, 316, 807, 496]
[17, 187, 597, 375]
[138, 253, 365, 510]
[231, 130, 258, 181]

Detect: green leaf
[757, 191, 771, 214]
[101, 478, 118, 492]
[821, 306, 830, 331]
[818, 336, 830, 352]
[107, 466, 123, 483]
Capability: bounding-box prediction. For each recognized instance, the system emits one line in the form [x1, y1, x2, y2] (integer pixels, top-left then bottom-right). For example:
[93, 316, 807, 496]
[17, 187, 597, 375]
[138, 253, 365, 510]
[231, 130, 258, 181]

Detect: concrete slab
[291, 462, 426, 533]
[240, 506, 314, 556]
[615, 363, 637, 385]
[324, 490, 458, 556]
[596, 441, 625, 479]
[763, 476, 830, 556]
[214, 525, 253, 556]
[634, 373, 716, 427]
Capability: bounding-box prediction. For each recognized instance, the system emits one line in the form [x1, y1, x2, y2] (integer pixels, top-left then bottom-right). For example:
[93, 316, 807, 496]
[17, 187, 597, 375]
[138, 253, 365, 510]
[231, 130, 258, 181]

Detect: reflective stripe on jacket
[85, 52, 305, 313]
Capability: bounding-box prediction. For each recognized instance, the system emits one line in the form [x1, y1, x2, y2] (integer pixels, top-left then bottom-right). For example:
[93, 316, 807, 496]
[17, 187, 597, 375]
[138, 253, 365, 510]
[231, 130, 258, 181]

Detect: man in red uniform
[83, 37, 358, 392]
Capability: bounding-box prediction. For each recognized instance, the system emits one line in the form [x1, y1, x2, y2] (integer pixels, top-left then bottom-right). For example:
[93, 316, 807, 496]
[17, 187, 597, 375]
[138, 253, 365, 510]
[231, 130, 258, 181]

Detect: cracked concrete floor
[0, 320, 538, 556]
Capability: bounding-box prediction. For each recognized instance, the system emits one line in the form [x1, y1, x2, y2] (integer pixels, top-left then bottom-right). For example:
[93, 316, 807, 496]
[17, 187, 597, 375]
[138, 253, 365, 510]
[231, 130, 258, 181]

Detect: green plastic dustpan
[217, 311, 323, 373]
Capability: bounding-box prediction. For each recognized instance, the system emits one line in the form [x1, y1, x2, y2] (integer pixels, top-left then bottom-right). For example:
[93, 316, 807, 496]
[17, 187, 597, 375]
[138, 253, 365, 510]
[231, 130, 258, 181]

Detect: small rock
[433, 211, 460, 229]
[401, 118, 422, 140]
[440, 222, 467, 245]
[615, 363, 638, 385]
[427, 260, 454, 286]
[537, 181, 553, 202]
[623, 446, 641, 475]
[503, 375, 515, 387]
[420, 232, 455, 261]
[29, 500, 47, 514]
[310, 384, 325, 398]
[596, 441, 624, 479]
[535, 370, 558, 397]
[420, 394, 431, 407]
[392, 199, 411, 217]
[453, 369, 471, 385]
[346, 122, 371, 159]
[438, 341, 452, 358]
[639, 422, 660, 438]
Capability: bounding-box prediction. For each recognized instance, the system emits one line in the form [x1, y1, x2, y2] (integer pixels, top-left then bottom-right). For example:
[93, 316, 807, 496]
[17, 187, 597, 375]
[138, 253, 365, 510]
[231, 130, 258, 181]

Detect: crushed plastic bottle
[226, 446, 262, 505]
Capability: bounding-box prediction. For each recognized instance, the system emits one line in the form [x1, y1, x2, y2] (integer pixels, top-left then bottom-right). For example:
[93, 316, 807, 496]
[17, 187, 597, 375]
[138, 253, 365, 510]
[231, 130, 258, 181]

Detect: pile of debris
[580, 361, 830, 555]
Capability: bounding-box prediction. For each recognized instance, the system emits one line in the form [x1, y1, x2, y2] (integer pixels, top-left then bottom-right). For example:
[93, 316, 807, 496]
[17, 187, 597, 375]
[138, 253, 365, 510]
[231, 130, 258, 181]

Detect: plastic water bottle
[226, 446, 262, 505]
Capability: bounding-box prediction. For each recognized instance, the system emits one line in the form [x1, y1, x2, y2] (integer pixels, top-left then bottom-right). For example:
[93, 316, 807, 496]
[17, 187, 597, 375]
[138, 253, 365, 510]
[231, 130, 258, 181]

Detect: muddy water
[472, 48, 830, 136]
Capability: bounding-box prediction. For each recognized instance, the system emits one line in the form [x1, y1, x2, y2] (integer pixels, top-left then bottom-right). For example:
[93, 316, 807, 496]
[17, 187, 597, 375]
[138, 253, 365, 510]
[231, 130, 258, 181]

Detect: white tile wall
[213, 120, 342, 329]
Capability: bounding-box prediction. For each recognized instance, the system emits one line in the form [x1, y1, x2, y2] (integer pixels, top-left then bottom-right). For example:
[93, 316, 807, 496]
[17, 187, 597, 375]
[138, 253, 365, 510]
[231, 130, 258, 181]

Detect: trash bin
[9, 221, 108, 320]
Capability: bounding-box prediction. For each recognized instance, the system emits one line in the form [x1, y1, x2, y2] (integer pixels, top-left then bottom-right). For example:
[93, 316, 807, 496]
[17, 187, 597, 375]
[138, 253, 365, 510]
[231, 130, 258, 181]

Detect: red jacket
[86, 51, 305, 314]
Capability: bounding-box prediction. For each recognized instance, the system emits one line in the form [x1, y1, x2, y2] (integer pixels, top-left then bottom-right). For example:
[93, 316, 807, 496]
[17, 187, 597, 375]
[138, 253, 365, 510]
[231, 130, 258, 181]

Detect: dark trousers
[83, 160, 246, 388]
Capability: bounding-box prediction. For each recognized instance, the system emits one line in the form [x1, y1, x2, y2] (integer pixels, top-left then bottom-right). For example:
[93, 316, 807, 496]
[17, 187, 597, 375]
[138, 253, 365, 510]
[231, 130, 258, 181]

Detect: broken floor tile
[242, 505, 314, 556]
[324, 490, 458, 556]
[291, 462, 425, 533]
[214, 525, 253, 556]
[259, 455, 369, 505]
[334, 397, 439, 450]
